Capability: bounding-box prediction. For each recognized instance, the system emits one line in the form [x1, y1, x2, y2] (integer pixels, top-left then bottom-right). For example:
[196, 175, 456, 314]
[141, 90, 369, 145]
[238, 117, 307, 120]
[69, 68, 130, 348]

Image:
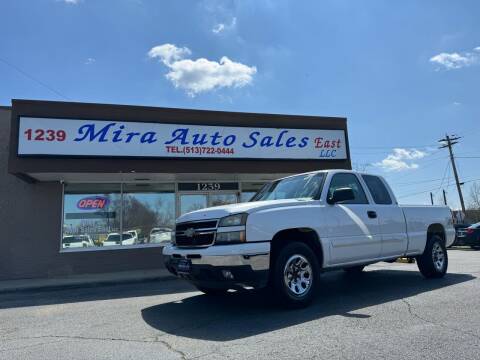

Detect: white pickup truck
[163, 170, 455, 307]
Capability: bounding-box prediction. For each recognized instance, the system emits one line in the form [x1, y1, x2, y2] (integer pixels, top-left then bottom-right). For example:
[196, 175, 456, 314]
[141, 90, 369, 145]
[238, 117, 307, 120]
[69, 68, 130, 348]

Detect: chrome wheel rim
[432, 242, 445, 271]
[283, 254, 313, 297]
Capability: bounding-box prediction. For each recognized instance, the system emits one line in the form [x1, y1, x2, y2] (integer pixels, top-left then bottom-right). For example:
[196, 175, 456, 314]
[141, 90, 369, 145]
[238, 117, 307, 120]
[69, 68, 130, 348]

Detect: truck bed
[400, 205, 455, 254]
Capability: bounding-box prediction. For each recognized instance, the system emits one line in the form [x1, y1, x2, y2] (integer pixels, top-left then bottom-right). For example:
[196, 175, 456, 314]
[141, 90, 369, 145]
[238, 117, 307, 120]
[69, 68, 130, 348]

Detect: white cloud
[85, 57, 95, 65]
[148, 44, 191, 66]
[212, 23, 225, 34]
[62, 0, 80, 4]
[148, 43, 256, 96]
[430, 46, 480, 70]
[212, 17, 237, 34]
[374, 148, 427, 172]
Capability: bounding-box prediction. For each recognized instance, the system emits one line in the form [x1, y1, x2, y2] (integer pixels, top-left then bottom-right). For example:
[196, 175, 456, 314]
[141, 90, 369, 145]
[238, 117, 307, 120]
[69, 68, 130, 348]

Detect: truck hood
[177, 198, 314, 223]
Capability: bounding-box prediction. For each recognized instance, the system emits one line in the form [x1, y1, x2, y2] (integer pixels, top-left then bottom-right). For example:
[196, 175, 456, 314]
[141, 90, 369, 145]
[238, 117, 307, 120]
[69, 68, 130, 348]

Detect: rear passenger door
[361, 175, 408, 258]
[323, 173, 382, 265]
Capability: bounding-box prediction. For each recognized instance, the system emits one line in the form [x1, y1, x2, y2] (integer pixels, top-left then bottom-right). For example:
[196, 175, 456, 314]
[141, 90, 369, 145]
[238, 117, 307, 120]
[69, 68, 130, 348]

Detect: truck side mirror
[327, 187, 355, 204]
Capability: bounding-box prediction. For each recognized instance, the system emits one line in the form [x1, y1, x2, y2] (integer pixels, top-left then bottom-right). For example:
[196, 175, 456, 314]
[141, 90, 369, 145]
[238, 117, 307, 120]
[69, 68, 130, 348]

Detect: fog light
[222, 270, 234, 280]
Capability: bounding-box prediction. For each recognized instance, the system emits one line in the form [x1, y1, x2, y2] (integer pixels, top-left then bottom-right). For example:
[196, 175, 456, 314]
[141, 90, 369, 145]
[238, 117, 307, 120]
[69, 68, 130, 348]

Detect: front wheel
[272, 242, 320, 308]
[417, 235, 448, 278]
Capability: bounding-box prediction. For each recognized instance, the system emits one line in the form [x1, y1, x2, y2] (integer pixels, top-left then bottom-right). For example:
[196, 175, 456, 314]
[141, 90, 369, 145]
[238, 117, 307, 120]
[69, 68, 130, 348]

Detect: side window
[327, 173, 368, 204]
[362, 175, 393, 205]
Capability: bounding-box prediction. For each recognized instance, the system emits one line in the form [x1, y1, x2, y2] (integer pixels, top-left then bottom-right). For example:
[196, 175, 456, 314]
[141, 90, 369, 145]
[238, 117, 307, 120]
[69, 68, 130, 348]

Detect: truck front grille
[175, 220, 217, 247]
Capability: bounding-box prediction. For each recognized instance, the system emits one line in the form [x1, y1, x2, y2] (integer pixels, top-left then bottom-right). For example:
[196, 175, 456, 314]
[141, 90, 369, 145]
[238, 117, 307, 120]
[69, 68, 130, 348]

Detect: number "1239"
[24, 129, 66, 141]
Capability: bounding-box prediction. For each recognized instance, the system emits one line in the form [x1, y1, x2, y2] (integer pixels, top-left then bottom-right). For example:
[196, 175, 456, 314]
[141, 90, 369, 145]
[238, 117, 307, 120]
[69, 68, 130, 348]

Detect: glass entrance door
[178, 192, 238, 217]
[209, 193, 237, 207]
[179, 193, 208, 217]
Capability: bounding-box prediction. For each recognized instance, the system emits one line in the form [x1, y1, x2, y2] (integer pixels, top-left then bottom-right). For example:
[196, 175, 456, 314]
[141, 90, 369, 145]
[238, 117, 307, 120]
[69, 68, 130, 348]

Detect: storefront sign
[18, 117, 348, 160]
[76, 196, 110, 210]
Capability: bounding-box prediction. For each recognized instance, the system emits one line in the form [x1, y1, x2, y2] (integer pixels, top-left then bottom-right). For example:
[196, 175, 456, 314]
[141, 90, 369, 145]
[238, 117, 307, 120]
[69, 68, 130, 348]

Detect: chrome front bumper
[162, 242, 270, 288]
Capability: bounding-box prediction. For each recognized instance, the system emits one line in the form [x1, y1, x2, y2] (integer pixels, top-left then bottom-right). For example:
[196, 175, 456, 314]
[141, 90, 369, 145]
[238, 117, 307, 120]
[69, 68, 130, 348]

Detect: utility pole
[443, 189, 447, 206]
[430, 192, 434, 205]
[439, 135, 466, 213]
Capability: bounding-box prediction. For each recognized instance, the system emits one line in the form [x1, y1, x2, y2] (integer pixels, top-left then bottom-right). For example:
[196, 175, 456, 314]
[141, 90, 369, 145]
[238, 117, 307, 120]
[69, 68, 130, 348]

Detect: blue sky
[1, 0, 479, 209]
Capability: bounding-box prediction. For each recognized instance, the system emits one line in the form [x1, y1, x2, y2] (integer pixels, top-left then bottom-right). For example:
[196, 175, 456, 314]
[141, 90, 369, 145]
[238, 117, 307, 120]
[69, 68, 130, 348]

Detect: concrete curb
[0, 269, 175, 294]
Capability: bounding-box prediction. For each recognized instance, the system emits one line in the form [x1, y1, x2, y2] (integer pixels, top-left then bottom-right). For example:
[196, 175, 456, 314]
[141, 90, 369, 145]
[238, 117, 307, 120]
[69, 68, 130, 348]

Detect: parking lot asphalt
[0, 249, 479, 360]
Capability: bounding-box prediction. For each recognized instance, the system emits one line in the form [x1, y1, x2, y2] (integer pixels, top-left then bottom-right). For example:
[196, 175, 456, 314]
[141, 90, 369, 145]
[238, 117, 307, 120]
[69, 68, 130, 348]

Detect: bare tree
[469, 182, 480, 210]
[352, 162, 372, 172]
[466, 182, 480, 223]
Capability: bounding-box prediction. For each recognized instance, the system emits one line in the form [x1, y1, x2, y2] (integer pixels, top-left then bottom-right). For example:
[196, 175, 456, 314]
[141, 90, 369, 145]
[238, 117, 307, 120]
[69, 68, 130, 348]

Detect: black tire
[271, 242, 320, 309]
[343, 265, 365, 275]
[195, 286, 229, 296]
[417, 235, 448, 278]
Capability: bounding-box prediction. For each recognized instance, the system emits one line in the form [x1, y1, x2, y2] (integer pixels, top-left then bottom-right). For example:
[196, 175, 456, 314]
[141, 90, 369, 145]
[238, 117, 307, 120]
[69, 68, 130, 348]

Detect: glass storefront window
[62, 183, 175, 250]
[123, 184, 175, 245]
[63, 184, 121, 249]
[62, 181, 269, 251]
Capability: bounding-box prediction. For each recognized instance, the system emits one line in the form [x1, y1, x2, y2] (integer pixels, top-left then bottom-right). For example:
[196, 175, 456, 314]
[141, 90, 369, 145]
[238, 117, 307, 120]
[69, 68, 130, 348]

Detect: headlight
[218, 213, 248, 227]
[215, 231, 246, 245]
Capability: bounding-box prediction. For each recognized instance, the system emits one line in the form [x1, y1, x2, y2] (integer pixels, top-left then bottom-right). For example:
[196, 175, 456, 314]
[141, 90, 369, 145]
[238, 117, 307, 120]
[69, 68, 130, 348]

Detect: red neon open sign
[76, 196, 109, 210]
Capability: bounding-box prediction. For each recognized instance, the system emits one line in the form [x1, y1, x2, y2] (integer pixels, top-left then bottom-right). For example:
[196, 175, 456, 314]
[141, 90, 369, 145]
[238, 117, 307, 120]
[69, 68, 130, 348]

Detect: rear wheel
[195, 286, 229, 296]
[417, 235, 448, 278]
[272, 242, 320, 308]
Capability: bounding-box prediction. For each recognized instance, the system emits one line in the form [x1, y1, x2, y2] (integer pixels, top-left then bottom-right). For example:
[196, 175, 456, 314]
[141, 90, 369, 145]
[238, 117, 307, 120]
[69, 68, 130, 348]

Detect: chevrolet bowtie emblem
[184, 228, 195, 238]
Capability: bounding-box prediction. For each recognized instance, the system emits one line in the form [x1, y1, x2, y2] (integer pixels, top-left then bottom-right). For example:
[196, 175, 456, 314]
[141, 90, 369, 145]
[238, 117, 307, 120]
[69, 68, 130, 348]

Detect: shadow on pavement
[141, 269, 475, 342]
[449, 247, 479, 251]
[0, 278, 196, 310]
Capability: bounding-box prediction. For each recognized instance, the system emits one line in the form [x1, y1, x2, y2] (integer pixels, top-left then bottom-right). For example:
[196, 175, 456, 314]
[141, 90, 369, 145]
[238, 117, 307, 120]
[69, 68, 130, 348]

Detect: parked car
[126, 230, 139, 244]
[163, 169, 455, 308]
[62, 235, 94, 249]
[455, 222, 480, 249]
[149, 227, 173, 245]
[103, 232, 136, 246]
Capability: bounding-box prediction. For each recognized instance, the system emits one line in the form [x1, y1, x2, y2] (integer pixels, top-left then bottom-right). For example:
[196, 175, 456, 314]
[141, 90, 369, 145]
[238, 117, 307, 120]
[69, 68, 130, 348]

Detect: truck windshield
[251, 173, 325, 202]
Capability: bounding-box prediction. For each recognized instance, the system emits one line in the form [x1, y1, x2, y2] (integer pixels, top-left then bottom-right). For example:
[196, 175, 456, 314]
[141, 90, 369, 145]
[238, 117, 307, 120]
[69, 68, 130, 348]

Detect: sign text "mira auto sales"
[18, 117, 347, 160]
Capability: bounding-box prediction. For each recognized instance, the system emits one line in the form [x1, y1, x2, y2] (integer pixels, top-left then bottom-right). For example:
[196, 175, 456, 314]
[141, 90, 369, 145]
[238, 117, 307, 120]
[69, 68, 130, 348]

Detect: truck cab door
[322, 173, 382, 266]
[361, 175, 408, 258]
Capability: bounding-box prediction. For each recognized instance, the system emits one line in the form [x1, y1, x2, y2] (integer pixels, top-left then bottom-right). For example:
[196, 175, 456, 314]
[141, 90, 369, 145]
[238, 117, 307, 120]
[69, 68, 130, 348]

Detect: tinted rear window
[362, 175, 393, 205]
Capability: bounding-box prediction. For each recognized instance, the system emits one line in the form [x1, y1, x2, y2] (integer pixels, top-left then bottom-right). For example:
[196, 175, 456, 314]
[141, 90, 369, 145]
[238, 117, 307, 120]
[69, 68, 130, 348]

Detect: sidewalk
[0, 268, 174, 294]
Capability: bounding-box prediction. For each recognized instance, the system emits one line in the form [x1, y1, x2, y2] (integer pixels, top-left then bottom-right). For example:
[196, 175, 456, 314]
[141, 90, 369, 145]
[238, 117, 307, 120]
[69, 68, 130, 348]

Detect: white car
[126, 230, 139, 244]
[149, 227, 173, 245]
[163, 169, 455, 308]
[62, 235, 94, 249]
[103, 232, 136, 246]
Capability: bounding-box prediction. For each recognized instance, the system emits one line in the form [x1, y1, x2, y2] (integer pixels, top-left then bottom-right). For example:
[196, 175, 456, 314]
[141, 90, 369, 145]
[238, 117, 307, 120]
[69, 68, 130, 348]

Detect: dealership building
[0, 100, 351, 281]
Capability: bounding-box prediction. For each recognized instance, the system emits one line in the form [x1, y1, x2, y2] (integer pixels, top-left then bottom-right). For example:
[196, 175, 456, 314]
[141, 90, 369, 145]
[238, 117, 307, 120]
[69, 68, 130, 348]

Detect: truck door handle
[367, 211, 377, 219]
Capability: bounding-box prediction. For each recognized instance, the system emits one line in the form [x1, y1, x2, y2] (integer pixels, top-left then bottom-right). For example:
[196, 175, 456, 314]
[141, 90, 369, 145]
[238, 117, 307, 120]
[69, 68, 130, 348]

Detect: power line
[384, 154, 448, 183]
[396, 177, 480, 199]
[350, 144, 436, 150]
[433, 160, 450, 199]
[394, 177, 444, 186]
[0, 56, 71, 100]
